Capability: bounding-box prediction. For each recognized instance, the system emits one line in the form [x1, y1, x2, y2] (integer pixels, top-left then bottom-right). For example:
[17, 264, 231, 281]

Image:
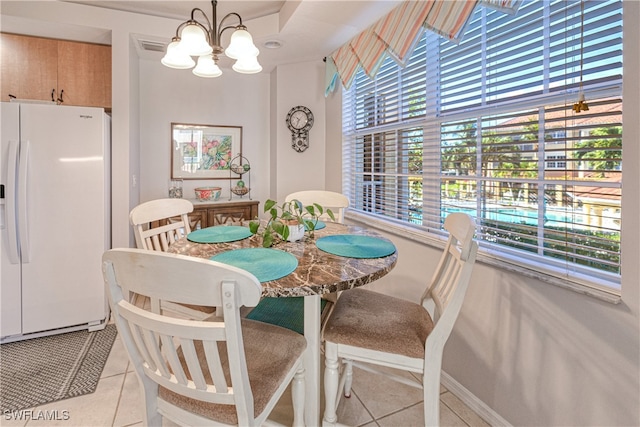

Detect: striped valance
[325, 0, 521, 95]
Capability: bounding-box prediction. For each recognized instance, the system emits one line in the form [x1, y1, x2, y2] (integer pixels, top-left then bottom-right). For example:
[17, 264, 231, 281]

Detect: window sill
[345, 211, 622, 305]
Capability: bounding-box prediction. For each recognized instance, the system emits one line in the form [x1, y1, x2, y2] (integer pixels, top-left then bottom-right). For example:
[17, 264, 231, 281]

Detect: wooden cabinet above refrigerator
[0, 33, 111, 109]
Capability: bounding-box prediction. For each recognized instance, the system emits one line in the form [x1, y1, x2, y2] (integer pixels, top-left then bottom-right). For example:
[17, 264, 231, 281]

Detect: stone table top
[167, 222, 398, 297]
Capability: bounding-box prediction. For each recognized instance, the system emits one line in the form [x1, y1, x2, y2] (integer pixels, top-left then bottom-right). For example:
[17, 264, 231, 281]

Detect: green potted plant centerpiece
[249, 199, 335, 247]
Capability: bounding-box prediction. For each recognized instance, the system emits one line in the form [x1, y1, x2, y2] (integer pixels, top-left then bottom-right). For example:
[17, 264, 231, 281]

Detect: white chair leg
[140, 379, 162, 427]
[423, 362, 442, 427]
[292, 366, 305, 427]
[323, 342, 339, 424]
[343, 359, 353, 398]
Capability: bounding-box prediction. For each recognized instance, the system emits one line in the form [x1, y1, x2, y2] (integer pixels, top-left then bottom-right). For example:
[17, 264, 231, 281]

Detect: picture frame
[171, 123, 242, 179]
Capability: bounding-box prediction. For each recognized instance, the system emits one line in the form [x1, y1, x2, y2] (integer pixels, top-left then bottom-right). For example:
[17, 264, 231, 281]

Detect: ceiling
[52, 0, 404, 72]
[67, 1, 287, 22]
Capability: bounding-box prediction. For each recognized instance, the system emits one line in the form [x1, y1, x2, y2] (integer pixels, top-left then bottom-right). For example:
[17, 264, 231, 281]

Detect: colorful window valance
[325, 0, 521, 95]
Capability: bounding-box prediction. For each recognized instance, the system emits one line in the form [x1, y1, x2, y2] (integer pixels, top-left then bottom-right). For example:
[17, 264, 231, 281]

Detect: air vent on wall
[139, 40, 166, 52]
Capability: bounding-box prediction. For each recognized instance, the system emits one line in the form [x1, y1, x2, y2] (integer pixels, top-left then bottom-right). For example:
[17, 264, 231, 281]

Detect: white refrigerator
[1, 102, 111, 343]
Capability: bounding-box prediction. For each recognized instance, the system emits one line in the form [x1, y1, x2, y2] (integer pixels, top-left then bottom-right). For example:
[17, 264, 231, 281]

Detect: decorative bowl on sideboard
[194, 186, 222, 201]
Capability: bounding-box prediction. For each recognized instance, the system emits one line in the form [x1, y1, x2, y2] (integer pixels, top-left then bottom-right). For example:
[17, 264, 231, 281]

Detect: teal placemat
[187, 226, 252, 243]
[316, 234, 396, 258]
[247, 297, 328, 335]
[304, 220, 326, 231]
[210, 248, 298, 282]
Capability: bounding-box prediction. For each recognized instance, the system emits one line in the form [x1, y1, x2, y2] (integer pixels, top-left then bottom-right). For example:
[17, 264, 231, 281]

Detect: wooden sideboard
[152, 199, 259, 230]
[191, 199, 259, 229]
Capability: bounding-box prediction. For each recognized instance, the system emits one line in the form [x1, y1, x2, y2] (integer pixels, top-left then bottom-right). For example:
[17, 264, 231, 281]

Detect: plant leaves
[263, 231, 274, 248]
[281, 211, 294, 220]
[264, 199, 277, 212]
[272, 221, 289, 240]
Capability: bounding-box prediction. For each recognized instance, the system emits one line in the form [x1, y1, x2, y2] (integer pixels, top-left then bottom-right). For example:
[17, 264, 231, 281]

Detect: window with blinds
[343, 0, 623, 290]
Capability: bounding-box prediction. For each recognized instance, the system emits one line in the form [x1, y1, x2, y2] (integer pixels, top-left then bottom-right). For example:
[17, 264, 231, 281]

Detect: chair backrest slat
[437, 258, 462, 314]
[181, 339, 208, 390]
[203, 340, 229, 393]
[141, 327, 170, 378]
[160, 334, 188, 385]
[129, 322, 158, 372]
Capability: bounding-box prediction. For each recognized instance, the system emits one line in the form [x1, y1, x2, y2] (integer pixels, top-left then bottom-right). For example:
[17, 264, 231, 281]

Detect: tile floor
[2, 333, 489, 427]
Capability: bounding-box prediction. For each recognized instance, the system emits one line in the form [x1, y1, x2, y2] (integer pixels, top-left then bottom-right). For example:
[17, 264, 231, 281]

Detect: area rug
[0, 324, 118, 411]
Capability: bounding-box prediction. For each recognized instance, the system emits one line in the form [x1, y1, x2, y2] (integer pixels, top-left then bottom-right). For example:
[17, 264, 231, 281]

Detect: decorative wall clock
[286, 105, 313, 152]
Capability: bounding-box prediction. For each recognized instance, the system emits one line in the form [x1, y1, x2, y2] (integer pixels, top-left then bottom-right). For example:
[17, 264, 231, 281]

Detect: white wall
[324, 83, 344, 192]
[137, 58, 328, 209]
[138, 60, 270, 204]
[272, 60, 328, 202]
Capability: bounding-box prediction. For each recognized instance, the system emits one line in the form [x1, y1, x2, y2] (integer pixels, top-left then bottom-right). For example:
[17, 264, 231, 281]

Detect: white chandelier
[161, 0, 261, 78]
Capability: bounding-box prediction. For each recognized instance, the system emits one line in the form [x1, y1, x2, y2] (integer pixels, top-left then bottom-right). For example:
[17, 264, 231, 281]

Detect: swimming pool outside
[441, 203, 620, 232]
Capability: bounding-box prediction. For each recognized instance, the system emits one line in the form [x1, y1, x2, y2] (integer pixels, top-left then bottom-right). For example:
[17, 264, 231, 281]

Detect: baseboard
[0, 320, 105, 344]
[441, 371, 512, 427]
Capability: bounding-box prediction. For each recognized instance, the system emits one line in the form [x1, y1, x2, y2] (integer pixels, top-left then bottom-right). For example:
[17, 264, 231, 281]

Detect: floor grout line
[372, 400, 422, 425]
[110, 370, 128, 427]
[440, 391, 472, 427]
[350, 389, 379, 427]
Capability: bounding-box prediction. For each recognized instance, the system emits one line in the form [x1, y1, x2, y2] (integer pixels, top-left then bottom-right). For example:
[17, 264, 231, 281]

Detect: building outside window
[546, 155, 567, 169]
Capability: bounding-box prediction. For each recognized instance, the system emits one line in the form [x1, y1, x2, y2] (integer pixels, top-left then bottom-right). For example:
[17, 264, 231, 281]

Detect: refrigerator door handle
[18, 140, 30, 263]
[6, 140, 20, 263]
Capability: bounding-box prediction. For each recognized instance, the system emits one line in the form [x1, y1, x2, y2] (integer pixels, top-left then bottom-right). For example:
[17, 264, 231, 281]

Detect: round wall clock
[286, 106, 314, 133]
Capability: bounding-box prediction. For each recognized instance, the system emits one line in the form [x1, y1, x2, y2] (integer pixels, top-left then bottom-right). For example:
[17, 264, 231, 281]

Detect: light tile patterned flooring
[2, 333, 489, 427]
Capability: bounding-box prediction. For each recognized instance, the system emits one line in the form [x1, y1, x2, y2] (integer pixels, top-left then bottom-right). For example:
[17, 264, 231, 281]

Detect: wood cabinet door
[57, 40, 111, 108]
[208, 206, 252, 226]
[1, 34, 57, 102]
[189, 209, 207, 230]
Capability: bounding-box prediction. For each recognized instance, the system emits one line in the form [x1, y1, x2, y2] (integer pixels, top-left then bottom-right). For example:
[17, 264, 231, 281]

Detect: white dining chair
[102, 248, 306, 427]
[285, 190, 349, 224]
[322, 213, 478, 427]
[246, 191, 350, 334]
[130, 198, 194, 251]
[286, 190, 350, 304]
[130, 198, 215, 320]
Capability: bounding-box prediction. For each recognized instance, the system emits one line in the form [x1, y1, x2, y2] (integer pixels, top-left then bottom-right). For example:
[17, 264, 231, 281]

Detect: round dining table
[168, 221, 398, 426]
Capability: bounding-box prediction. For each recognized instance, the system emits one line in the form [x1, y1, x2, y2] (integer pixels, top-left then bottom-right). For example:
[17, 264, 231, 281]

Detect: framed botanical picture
[171, 123, 242, 179]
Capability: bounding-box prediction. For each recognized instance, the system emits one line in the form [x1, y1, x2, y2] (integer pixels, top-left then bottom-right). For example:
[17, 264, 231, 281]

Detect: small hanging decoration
[573, 0, 589, 114]
[573, 93, 589, 113]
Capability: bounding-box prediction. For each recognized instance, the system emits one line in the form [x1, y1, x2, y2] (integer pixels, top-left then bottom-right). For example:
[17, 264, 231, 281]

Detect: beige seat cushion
[323, 288, 434, 359]
[159, 319, 306, 425]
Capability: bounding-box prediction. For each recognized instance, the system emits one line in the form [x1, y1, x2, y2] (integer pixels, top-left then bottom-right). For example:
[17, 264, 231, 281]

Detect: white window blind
[343, 0, 623, 290]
